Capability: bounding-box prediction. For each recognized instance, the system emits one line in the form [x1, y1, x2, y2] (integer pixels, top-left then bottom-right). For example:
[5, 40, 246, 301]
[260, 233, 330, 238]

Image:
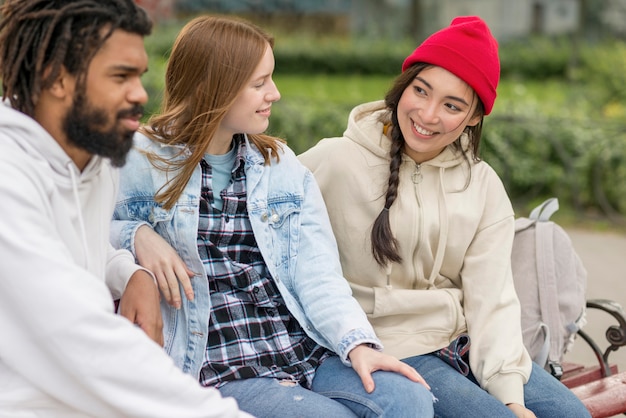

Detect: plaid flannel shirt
[197, 136, 328, 388]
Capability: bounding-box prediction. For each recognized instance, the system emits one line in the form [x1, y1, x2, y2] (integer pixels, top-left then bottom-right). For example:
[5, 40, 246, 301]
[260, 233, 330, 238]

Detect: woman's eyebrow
[415, 75, 470, 106]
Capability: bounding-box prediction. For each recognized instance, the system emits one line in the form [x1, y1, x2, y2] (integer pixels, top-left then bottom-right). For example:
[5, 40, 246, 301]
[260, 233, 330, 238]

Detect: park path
[560, 228, 626, 375]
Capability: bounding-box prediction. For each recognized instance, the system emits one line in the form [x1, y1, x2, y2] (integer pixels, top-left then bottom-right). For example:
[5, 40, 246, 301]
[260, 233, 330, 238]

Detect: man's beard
[62, 92, 143, 167]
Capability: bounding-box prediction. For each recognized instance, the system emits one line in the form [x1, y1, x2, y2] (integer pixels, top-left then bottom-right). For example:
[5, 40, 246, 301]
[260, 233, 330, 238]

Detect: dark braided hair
[0, 0, 152, 116]
[370, 111, 405, 267]
[370, 63, 485, 267]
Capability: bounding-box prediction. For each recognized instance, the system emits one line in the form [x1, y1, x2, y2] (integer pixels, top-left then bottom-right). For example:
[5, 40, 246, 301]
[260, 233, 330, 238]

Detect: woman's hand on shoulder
[348, 344, 430, 393]
[506, 403, 537, 418]
[135, 225, 196, 308]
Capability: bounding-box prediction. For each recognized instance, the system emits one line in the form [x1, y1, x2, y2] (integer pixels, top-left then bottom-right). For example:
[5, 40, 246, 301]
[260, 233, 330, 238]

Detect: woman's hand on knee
[348, 344, 430, 393]
[506, 403, 537, 418]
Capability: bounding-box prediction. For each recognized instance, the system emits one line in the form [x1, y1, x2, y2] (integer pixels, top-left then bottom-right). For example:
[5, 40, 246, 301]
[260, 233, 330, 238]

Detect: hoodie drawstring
[67, 162, 90, 271]
[427, 167, 449, 289]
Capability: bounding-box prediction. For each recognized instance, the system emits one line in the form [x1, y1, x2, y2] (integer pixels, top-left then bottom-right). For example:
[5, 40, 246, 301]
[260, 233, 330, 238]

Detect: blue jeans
[218, 355, 434, 417]
[401, 354, 591, 418]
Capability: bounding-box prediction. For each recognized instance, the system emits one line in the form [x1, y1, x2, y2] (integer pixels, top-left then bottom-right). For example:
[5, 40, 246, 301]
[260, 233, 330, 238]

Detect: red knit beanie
[402, 16, 500, 115]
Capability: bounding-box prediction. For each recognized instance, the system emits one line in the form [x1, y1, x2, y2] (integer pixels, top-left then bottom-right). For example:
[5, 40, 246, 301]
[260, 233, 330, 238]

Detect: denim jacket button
[270, 213, 279, 223]
[260, 213, 268, 222]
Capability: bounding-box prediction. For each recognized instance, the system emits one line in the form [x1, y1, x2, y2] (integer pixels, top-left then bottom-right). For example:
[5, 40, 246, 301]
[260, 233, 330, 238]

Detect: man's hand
[118, 270, 164, 346]
[507, 403, 537, 418]
[135, 225, 195, 309]
[348, 344, 430, 393]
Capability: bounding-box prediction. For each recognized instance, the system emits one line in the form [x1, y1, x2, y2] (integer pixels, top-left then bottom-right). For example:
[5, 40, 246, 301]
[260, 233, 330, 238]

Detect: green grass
[496, 79, 591, 118]
[274, 73, 394, 105]
[267, 74, 395, 153]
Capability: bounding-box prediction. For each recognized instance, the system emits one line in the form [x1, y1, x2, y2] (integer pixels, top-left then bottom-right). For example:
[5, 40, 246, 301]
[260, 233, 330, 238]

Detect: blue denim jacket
[111, 133, 381, 380]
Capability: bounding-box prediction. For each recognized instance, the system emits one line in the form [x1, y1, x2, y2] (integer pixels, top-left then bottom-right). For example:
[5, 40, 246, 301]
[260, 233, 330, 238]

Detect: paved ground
[559, 228, 626, 375]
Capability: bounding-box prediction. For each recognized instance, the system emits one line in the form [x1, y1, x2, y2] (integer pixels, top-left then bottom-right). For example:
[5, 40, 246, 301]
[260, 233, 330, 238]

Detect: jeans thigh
[523, 362, 591, 418]
[218, 377, 357, 418]
[313, 355, 434, 418]
[402, 354, 516, 418]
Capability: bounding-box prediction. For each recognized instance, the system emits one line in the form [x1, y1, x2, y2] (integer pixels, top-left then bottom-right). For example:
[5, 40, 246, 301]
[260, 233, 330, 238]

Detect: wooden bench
[560, 299, 626, 417]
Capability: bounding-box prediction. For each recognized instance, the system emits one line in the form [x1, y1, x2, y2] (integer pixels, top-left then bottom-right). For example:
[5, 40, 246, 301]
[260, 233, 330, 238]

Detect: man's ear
[45, 65, 75, 100]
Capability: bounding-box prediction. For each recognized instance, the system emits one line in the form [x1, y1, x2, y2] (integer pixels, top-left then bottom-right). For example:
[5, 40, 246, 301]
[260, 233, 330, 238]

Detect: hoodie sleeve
[105, 243, 151, 299]
[461, 171, 532, 406]
[0, 149, 248, 417]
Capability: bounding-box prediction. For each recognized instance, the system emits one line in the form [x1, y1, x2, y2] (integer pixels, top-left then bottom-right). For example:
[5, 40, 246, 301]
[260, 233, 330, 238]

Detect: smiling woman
[299, 16, 592, 418]
[395, 66, 482, 163]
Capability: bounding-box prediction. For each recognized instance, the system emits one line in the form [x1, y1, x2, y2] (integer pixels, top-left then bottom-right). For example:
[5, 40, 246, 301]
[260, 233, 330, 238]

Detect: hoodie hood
[0, 100, 119, 287]
[0, 100, 104, 186]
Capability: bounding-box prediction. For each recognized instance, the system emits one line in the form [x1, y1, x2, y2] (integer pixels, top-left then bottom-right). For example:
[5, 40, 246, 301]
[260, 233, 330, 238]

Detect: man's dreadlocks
[0, 0, 152, 116]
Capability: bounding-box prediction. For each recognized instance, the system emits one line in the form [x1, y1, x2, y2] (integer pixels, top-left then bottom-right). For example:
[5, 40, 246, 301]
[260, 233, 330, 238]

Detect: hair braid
[371, 112, 405, 267]
[369, 63, 428, 267]
[0, 0, 151, 116]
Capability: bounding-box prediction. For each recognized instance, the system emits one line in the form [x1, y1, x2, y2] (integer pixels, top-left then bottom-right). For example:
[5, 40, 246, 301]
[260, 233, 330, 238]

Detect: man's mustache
[118, 104, 144, 120]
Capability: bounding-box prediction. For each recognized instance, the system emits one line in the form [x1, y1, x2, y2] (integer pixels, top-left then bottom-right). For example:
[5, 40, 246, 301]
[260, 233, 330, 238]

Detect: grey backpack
[511, 197, 588, 378]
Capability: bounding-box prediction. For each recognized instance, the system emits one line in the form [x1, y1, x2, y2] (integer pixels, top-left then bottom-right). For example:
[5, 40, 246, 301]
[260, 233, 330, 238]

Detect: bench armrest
[578, 299, 626, 377]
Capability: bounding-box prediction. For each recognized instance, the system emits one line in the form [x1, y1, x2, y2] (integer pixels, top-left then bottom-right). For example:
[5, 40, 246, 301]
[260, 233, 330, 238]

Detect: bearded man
[0, 1, 248, 417]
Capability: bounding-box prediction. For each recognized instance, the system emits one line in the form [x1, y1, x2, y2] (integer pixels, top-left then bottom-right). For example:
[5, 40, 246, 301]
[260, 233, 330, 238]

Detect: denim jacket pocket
[117, 198, 174, 226]
[262, 199, 302, 268]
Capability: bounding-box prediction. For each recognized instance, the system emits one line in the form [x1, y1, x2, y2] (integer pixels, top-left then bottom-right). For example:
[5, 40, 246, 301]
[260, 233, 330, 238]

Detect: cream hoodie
[0, 102, 247, 417]
[299, 100, 532, 406]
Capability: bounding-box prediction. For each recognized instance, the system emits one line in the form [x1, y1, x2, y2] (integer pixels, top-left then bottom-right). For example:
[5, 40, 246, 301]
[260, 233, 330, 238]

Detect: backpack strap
[529, 197, 559, 222]
[533, 322, 551, 368]
[533, 198, 564, 378]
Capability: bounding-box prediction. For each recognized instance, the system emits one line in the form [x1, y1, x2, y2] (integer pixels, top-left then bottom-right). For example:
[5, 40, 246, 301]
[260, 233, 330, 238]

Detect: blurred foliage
[142, 21, 626, 223]
[267, 74, 392, 154]
[498, 36, 574, 79]
[273, 35, 413, 75]
[579, 41, 626, 105]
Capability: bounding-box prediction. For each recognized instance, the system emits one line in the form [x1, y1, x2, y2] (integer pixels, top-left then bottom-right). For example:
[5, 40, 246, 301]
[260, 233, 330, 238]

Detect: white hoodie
[0, 102, 249, 417]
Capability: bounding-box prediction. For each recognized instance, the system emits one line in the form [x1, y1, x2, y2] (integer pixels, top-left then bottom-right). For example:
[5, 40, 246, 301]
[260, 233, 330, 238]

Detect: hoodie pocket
[371, 286, 466, 337]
